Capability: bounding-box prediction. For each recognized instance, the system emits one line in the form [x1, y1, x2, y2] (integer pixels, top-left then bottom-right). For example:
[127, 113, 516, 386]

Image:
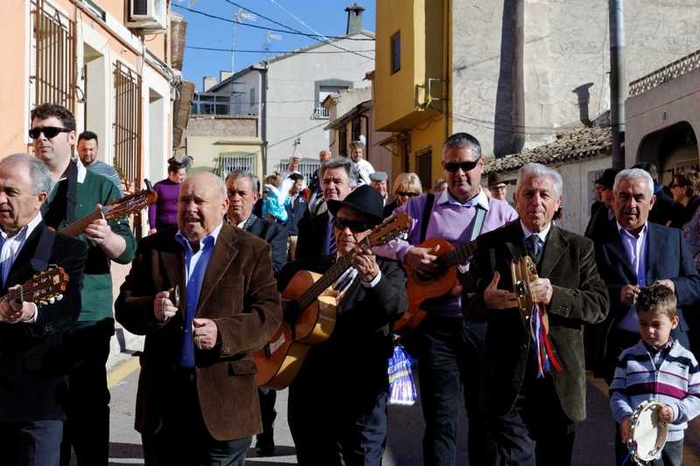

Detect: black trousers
[404, 316, 492, 466]
[288, 354, 389, 466]
[141, 370, 251, 466]
[60, 319, 114, 466]
[490, 374, 575, 466]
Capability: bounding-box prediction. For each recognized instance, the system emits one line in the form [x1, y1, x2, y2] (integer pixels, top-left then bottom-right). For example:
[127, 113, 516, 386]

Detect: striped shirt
[610, 339, 700, 441]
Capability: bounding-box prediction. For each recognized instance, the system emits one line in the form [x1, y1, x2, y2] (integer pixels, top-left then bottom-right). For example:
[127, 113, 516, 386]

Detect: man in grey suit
[464, 163, 609, 466]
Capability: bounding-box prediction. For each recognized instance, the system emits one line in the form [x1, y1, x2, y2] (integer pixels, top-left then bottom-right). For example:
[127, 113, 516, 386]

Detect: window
[351, 117, 361, 143]
[275, 158, 320, 186]
[391, 32, 401, 74]
[415, 147, 432, 192]
[217, 153, 257, 178]
[32, 0, 76, 112]
[113, 61, 142, 192]
[249, 88, 256, 108]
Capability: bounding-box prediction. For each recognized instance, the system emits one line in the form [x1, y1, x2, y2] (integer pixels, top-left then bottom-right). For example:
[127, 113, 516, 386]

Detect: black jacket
[295, 210, 330, 261]
[243, 216, 288, 275]
[0, 223, 87, 422]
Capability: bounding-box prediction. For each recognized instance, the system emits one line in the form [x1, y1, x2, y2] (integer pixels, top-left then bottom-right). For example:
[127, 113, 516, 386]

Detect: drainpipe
[609, 0, 626, 169]
[260, 65, 269, 176]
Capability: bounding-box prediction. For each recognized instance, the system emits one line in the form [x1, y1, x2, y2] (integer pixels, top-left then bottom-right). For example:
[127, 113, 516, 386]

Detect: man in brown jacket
[115, 172, 282, 466]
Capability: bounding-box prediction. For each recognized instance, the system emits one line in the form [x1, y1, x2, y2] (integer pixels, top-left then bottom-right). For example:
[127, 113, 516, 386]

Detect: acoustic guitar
[2, 266, 69, 306]
[254, 213, 411, 389]
[58, 181, 157, 237]
[392, 237, 478, 333]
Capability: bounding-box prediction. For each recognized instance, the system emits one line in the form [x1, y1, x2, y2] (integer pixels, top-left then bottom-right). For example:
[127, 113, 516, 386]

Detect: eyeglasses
[396, 191, 418, 197]
[333, 217, 373, 233]
[28, 126, 71, 139]
[444, 160, 479, 173]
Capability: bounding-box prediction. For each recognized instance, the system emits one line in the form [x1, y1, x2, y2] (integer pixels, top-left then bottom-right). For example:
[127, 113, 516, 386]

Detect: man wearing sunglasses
[30, 103, 136, 466]
[277, 185, 407, 465]
[379, 132, 517, 466]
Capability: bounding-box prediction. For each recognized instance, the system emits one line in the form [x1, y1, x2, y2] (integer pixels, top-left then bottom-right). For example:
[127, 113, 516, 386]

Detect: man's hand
[484, 272, 518, 310]
[83, 217, 114, 246]
[193, 318, 218, 350]
[655, 279, 676, 295]
[404, 245, 440, 277]
[353, 246, 379, 282]
[0, 286, 36, 323]
[530, 278, 553, 305]
[620, 417, 631, 444]
[149, 228, 157, 235]
[620, 284, 641, 306]
[154, 290, 178, 323]
[659, 404, 674, 423]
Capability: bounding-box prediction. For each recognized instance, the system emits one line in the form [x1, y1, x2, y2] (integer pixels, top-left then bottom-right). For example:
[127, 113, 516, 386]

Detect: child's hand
[620, 417, 631, 444]
[659, 405, 674, 423]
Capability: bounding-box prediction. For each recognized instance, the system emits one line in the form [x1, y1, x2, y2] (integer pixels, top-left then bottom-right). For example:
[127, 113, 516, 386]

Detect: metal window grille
[32, 0, 76, 112]
[275, 158, 320, 186]
[113, 61, 142, 191]
[217, 153, 257, 179]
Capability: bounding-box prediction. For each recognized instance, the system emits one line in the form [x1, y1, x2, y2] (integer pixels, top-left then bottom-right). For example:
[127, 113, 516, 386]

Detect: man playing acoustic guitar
[277, 185, 407, 465]
[379, 132, 517, 465]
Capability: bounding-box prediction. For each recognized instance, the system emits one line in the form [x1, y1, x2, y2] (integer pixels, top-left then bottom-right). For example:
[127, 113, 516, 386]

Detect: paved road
[109, 355, 681, 466]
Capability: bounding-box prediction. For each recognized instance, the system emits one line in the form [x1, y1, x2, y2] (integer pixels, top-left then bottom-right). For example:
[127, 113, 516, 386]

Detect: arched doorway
[637, 121, 699, 185]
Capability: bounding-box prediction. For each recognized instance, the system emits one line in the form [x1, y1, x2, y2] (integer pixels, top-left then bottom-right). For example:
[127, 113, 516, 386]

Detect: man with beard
[378, 132, 517, 465]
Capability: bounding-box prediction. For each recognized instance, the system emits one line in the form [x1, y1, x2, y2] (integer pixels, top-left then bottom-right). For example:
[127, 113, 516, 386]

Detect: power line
[187, 45, 374, 55]
[172, 4, 373, 41]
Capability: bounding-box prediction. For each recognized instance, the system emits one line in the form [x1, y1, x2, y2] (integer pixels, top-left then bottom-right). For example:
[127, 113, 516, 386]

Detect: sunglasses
[29, 126, 71, 139]
[396, 191, 418, 197]
[444, 160, 479, 173]
[333, 217, 373, 233]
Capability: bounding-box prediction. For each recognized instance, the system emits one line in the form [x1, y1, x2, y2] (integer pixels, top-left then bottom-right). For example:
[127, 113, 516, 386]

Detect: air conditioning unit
[127, 0, 167, 31]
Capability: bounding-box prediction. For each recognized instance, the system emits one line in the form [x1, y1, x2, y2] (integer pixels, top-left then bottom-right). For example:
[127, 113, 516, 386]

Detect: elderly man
[225, 170, 288, 455]
[278, 185, 407, 465]
[0, 154, 87, 466]
[594, 168, 700, 463]
[284, 173, 306, 261]
[464, 162, 609, 465]
[369, 171, 389, 206]
[380, 132, 517, 465]
[295, 156, 356, 261]
[307, 149, 333, 206]
[30, 103, 136, 466]
[487, 172, 509, 202]
[115, 172, 281, 465]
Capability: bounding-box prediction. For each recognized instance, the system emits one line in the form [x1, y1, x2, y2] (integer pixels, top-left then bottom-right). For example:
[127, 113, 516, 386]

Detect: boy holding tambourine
[610, 283, 700, 465]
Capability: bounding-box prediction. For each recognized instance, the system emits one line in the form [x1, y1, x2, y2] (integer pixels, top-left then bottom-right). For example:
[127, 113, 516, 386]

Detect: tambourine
[628, 399, 668, 463]
[510, 255, 548, 332]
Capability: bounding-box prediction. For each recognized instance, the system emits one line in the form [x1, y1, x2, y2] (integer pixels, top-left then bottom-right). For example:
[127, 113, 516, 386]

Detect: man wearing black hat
[585, 168, 619, 242]
[487, 172, 510, 202]
[278, 185, 407, 465]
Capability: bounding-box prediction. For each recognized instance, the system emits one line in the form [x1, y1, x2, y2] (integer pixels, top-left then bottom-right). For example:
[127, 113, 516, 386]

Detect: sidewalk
[107, 262, 144, 370]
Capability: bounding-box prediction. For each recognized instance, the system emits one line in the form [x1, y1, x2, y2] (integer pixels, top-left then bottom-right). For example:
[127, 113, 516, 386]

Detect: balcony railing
[629, 49, 700, 97]
[312, 107, 330, 119]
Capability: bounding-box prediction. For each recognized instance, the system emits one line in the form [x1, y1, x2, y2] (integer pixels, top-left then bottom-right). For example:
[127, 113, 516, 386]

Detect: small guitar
[58, 181, 157, 237]
[254, 213, 411, 389]
[2, 266, 69, 306]
[392, 237, 478, 333]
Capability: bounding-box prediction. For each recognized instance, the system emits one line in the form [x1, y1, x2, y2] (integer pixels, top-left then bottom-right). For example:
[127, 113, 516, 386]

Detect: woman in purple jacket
[148, 158, 185, 234]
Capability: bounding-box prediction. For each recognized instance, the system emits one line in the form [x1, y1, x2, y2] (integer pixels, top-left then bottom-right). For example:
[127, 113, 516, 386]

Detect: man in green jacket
[30, 103, 136, 466]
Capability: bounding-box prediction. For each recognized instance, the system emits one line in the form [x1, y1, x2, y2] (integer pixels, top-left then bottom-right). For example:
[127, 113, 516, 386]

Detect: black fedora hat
[327, 185, 385, 225]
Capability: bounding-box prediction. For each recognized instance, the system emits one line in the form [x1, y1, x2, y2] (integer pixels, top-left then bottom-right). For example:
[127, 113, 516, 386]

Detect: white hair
[613, 168, 654, 198]
[515, 163, 563, 197]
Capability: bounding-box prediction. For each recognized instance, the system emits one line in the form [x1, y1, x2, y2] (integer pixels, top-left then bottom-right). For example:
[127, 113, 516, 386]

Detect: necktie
[526, 234, 543, 265]
[326, 216, 336, 256]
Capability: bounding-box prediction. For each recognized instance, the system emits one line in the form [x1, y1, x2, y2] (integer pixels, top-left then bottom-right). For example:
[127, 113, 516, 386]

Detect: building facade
[0, 0, 175, 194]
[373, 0, 700, 189]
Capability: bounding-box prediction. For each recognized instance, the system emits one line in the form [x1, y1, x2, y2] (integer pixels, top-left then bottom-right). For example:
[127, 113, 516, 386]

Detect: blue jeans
[0, 420, 63, 466]
[405, 316, 492, 466]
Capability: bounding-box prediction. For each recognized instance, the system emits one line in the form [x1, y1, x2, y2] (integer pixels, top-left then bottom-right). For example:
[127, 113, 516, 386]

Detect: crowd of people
[2, 101, 700, 466]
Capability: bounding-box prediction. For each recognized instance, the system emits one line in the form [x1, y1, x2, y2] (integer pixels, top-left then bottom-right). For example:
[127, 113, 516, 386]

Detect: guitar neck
[3, 281, 43, 304]
[436, 240, 477, 269]
[296, 255, 354, 310]
[59, 210, 103, 237]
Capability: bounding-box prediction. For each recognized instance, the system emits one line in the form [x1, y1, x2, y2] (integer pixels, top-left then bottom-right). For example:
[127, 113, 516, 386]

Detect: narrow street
[106, 355, 680, 466]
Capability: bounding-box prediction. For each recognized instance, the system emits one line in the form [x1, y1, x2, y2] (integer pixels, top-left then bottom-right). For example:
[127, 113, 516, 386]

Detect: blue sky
[172, 0, 376, 91]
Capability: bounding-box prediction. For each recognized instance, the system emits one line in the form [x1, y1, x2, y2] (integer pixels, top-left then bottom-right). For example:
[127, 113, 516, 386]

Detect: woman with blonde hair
[384, 172, 423, 217]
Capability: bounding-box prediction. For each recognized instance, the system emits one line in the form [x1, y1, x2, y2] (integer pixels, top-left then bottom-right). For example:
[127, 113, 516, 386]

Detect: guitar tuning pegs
[56, 294, 63, 301]
[38, 300, 45, 306]
[48, 297, 55, 304]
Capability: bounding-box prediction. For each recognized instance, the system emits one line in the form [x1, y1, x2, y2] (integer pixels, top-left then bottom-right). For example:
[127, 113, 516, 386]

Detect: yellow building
[373, 0, 448, 191]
